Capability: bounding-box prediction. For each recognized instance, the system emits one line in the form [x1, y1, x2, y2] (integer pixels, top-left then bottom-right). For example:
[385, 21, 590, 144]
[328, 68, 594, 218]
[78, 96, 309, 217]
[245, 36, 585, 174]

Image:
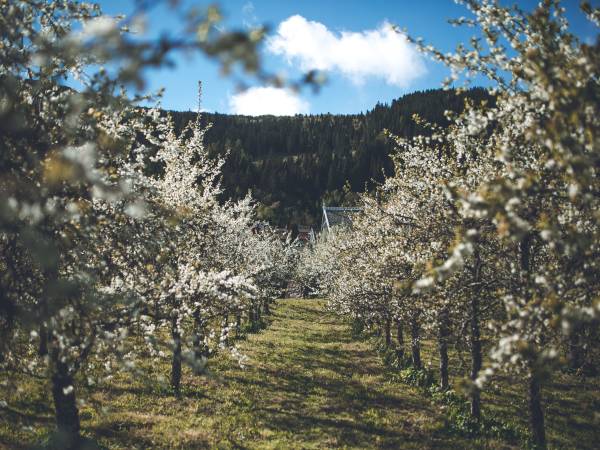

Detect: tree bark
[235, 313, 242, 335]
[470, 247, 483, 420]
[528, 372, 547, 449]
[192, 310, 207, 375]
[171, 316, 182, 396]
[520, 233, 532, 282]
[470, 295, 482, 420]
[39, 269, 56, 357]
[256, 304, 261, 324]
[396, 319, 405, 362]
[384, 318, 392, 348]
[39, 323, 48, 356]
[221, 315, 229, 347]
[50, 353, 80, 447]
[438, 306, 449, 390]
[520, 232, 547, 449]
[410, 315, 421, 369]
[568, 326, 584, 371]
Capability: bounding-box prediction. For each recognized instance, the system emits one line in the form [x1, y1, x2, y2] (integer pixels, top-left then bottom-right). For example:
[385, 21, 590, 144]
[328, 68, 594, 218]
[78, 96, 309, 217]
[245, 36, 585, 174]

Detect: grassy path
[153, 298, 470, 449]
[1, 299, 472, 449]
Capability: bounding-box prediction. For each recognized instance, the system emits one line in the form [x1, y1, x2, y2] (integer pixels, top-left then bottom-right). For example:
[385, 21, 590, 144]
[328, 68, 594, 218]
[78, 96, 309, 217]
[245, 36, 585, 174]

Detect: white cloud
[228, 87, 309, 116]
[267, 15, 426, 87]
[81, 15, 119, 38]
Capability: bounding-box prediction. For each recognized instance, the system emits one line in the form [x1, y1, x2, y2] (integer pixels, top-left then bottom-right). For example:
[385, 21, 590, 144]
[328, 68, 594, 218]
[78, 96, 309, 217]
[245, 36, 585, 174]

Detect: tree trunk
[438, 306, 449, 390]
[221, 315, 229, 347]
[51, 354, 80, 447]
[396, 319, 405, 362]
[263, 300, 270, 315]
[520, 233, 547, 449]
[384, 318, 392, 347]
[470, 246, 483, 420]
[470, 295, 482, 420]
[171, 316, 182, 396]
[528, 372, 546, 449]
[235, 314, 242, 335]
[39, 323, 48, 356]
[192, 310, 206, 375]
[568, 326, 584, 371]
[39, 269, 55, 357]
[256, 304, 261, 324]
[410, 315, 421, 369]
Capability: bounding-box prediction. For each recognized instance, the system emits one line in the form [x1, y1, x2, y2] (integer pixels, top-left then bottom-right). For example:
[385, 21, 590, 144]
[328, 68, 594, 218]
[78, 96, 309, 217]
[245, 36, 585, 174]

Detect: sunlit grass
[2, 299, 598, 449]
[2, 299, 474, 449]
[401, 327, 600, 449]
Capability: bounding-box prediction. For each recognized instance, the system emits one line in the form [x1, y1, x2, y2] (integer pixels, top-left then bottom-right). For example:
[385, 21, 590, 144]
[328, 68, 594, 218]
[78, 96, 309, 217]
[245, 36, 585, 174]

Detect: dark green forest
[169, 88, 491, 227]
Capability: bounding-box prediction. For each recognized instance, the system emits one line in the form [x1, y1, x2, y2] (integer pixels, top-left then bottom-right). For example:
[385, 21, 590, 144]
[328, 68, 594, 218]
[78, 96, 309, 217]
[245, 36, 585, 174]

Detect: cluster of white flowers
[303, 2, 600, 447]
[0, 0, 297, 442]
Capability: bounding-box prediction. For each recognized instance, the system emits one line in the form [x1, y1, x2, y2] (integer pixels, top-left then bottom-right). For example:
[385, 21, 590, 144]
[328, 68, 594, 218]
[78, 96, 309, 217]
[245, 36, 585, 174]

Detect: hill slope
[169, 88, 491, 227]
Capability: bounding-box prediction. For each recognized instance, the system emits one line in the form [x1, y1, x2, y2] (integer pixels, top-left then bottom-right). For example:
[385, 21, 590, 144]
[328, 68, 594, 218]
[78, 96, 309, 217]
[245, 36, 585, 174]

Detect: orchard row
[295, 2, 600, 448]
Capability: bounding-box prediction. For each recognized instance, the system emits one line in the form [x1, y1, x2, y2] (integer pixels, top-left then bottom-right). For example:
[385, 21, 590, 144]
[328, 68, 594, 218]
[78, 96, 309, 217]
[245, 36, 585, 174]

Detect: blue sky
[97, 0, 598, 115]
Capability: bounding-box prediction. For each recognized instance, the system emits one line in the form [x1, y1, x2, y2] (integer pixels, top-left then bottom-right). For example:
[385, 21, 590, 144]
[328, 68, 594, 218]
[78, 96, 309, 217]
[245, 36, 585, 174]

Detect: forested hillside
[169, 88, 491, 226]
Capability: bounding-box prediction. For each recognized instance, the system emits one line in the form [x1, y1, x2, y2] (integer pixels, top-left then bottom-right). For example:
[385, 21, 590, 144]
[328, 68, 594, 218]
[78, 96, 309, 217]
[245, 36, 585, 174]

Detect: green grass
[380, 327, 600, 449]
[2, 299, 596, 449]
[2, 299, 474, 449]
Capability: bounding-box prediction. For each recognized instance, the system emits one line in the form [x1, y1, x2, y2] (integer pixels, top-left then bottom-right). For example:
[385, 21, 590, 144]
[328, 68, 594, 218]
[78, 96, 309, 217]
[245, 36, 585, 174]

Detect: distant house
[252, 221, 292, 242]
[297, 225, 316, 245]
[321, 204, 362, 234]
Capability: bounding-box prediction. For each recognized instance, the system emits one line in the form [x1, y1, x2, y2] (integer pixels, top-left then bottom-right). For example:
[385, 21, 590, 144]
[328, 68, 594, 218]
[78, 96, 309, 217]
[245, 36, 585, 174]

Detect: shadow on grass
[0, 405, 54, 425]
[87, 418, 199, 449]
[199, 300, 462, 448]
[1, 300, 469, 449]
